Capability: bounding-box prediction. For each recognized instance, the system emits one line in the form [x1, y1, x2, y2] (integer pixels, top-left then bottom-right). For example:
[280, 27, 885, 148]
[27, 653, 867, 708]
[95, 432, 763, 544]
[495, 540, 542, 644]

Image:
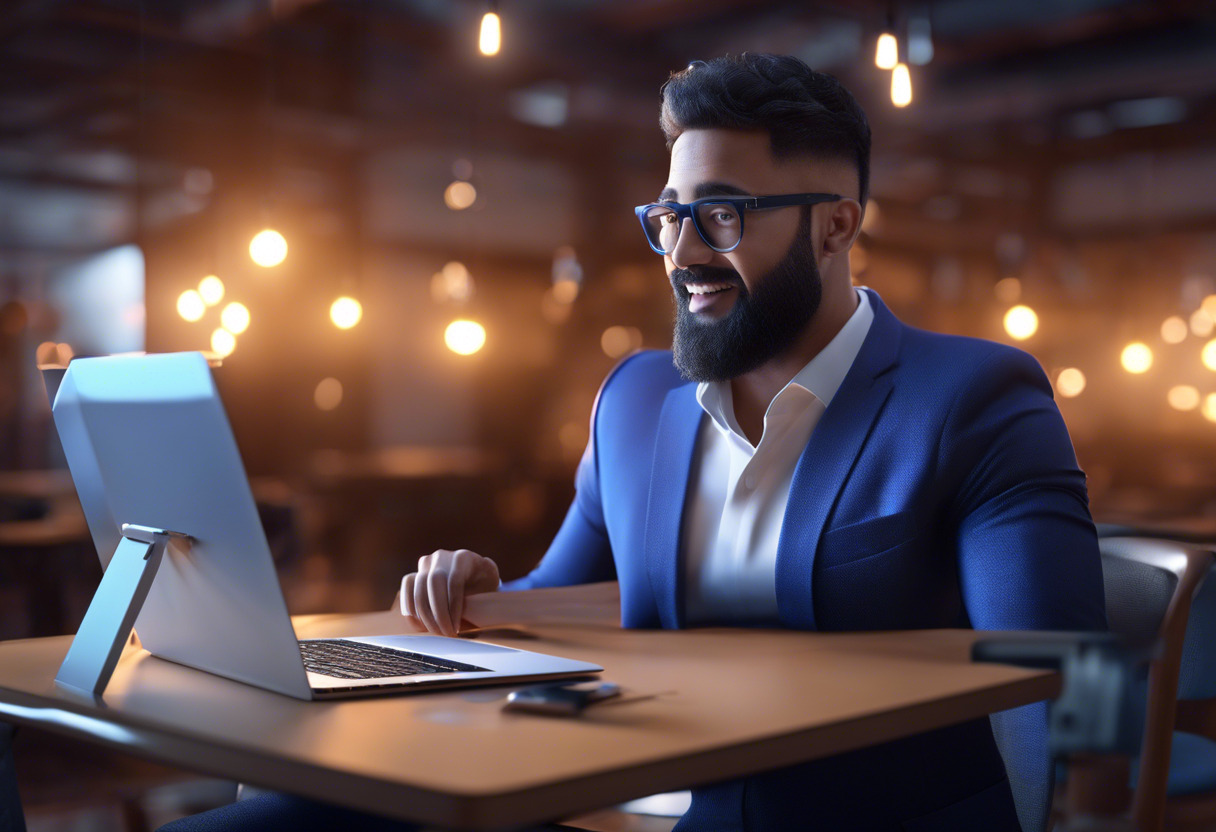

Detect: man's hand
[400, 549, 501, 636]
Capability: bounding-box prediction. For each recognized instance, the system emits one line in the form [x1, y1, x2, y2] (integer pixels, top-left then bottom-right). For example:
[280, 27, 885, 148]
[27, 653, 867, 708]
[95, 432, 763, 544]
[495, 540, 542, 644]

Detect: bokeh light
[1121, 342, 1153, 374]
[994, 277, 1022, 304]
[211, 328, 236, 358]
[444, 319, 486, 355]
[875, 33, 898, 70]
[330, 296, 362, 330]
[479, 11, 501, 56]
[1056, 368, 1086, 398]
[1003, 305, 1038, 340]
[552, 279, 579, 304]
[601, 326, 643, 359]
[249, 229, 287, 267]
[444, 181, 477, 210]
[221, 302, 250, 334]
[199, 275, 224, 306]
[177, 290, 205, 322]
[1204, 394, 1216, 423]
[891, 63, 912, 107]
[314, 377, 343, 411]
[1191, 308, 1214, 337]
[1203, 339, 1216, 371]
[1161, 315, 1188, 344]
[1169, 385, 1200, 411]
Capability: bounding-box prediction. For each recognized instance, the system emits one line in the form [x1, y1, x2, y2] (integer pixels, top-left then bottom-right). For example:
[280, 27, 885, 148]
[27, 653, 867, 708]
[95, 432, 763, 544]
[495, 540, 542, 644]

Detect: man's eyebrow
[695, 181, 752, 199]
[656, 182, 754, 202]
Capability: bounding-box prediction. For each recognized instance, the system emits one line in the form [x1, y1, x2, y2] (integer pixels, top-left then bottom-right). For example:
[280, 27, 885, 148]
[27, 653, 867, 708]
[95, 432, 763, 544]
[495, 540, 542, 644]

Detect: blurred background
[1, 1, 1216, 824]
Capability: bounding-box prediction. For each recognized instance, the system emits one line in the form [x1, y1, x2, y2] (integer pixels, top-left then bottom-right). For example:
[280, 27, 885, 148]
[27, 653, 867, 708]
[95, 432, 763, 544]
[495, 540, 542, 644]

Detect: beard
[670, 212, 822, 382]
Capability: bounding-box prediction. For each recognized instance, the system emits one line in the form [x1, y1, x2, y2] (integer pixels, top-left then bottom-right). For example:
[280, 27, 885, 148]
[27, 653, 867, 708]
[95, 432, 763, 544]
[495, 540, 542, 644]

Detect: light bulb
[221, 302, 250, 335]
[891, 63, 912, 108]
[445, 319, 486, 355]
[249, 229, 287, 268]
[479, 11, 501, 56]
[875, 33, 898, 70]
[177, 290, 205, 322]
[330, 296, 362, 330]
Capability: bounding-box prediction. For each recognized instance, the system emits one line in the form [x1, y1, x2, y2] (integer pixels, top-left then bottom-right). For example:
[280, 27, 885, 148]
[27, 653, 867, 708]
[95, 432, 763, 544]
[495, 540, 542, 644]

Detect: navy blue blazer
[507, 290, 1106, 831]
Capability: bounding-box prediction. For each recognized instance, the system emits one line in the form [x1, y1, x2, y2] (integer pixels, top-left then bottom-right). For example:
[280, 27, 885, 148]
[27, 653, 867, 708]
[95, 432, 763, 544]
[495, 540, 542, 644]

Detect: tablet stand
[55, 524, 192, 696]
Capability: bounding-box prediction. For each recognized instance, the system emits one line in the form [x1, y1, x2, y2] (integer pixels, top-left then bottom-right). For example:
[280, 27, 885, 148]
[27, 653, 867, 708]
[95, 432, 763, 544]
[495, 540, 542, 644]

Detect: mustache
[669, 266, 743, 292]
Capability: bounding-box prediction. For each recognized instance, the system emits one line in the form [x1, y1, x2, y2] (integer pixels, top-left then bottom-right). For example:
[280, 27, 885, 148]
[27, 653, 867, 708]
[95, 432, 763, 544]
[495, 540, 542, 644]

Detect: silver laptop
[45, 351, 601, 700]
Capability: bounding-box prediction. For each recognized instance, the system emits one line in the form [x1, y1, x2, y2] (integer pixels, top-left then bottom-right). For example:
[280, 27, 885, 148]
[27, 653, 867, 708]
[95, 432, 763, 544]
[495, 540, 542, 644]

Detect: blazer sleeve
[943, 347, 1106, 832]
[944, 347, 1106, 633]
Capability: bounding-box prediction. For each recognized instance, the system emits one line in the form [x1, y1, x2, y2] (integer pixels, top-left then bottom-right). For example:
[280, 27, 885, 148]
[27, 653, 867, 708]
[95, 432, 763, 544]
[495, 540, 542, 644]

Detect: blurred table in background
[0, 468, 93, 639]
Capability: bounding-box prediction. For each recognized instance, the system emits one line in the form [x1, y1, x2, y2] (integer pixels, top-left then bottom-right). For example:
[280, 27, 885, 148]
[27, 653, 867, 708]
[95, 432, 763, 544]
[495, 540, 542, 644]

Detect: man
[164, 54, 1104, 832]
[402, 54, 1105, 832]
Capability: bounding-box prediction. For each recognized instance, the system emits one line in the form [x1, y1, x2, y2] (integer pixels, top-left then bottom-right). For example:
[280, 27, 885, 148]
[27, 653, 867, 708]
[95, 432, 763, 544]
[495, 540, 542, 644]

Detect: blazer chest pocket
[818, 509, 917, 570]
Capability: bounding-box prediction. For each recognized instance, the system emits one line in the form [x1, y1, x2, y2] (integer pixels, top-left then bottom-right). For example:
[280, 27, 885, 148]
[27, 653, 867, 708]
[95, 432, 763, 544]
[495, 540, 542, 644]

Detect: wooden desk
[0, 583, 1059, 831]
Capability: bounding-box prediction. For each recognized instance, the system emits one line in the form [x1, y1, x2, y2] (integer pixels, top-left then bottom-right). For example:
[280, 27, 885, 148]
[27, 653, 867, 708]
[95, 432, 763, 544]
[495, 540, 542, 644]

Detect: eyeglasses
[634, 192, 843, 255]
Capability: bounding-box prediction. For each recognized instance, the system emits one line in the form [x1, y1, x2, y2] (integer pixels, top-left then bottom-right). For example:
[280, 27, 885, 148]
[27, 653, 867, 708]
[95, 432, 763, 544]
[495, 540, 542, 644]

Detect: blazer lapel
[776, 291, 902, 630]
[643, 383, 703, 630]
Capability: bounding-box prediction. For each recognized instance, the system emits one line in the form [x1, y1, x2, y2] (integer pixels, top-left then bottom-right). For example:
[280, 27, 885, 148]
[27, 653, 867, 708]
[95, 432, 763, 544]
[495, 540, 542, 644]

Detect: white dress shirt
[682, 288, 875, 624]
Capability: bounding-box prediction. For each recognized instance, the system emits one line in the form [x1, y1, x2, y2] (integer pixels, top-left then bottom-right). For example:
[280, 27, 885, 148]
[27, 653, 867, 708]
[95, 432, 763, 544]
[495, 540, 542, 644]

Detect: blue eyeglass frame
[633, 192, 844, 255]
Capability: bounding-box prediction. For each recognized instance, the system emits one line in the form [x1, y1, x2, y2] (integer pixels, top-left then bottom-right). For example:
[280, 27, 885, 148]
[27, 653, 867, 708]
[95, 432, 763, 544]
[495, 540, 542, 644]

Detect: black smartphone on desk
[503, 682, 621, 716]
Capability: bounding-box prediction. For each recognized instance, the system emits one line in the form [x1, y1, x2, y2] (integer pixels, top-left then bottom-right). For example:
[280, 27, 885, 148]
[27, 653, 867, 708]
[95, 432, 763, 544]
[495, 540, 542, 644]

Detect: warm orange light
[444, 181, 477, 210]
[994, 277, 1022, 304]
[552, 279, 579, 304]
[1121, 342, 1153, 374]
[1161, 315, 1188, 344]
[479, 11, 501, 56]
[1003, 305, 1038, 340]
[601, 326, 643, 359]
[1204, 394, 1216, 423]
[330, 297, 362, 330]
[1203, 340, 1216, 372]
[1203, 294, 1216, 318]
[314, 377, 343, 411]
[875, 33, 898, 70]
[891, 63, 912, 107]
[177, 290, 205, 322]
[1191, 309, 1214, 337]
[249, 229, 287, 267]
[1169, 385, 1200, 412]
[199, 275, 224, 306]
[445, 319, 486, 355]
[221, 302, 250, 335]
[1056, 368, 1086, 398]
[211, 328, 236, 358]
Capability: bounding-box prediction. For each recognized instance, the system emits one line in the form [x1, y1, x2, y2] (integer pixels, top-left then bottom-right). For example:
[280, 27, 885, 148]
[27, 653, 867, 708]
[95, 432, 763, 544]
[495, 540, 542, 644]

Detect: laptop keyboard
[299, 639, 490, 680]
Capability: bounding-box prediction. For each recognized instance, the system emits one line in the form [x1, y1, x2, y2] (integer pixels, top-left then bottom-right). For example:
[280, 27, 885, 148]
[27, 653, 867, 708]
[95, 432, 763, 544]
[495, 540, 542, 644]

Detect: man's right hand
[400, 549, 501, 637]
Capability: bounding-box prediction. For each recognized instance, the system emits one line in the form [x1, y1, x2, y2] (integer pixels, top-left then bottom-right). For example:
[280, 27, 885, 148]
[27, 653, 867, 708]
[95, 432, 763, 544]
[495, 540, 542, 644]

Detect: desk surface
[0, 583, 1059, 830]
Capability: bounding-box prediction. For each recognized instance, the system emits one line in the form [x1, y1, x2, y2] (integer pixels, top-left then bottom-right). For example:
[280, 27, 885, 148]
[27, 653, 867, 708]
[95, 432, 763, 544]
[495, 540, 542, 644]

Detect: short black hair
[660, 53, 871, 206]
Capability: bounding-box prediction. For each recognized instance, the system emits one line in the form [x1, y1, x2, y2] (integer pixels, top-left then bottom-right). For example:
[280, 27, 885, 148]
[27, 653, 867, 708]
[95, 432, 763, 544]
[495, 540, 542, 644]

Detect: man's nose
[669, 217, 713, 269]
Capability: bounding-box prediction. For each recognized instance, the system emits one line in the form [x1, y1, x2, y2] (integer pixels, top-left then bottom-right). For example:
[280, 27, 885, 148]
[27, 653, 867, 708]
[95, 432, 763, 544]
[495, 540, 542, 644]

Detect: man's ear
[822, 199, 864, 258]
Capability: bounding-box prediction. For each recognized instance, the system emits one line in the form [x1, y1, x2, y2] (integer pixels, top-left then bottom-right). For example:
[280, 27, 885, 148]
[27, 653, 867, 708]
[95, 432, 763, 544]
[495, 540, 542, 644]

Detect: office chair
[1098, 536, 1215, 832]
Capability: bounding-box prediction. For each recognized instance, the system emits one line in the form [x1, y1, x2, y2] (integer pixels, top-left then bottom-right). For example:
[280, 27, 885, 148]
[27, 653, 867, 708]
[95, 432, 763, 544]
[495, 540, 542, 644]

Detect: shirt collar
[695, 287, 875, 437]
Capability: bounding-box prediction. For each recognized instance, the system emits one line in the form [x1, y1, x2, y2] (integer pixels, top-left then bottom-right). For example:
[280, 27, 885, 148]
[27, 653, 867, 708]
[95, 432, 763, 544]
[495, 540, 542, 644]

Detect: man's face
[659, 129, 828, 382]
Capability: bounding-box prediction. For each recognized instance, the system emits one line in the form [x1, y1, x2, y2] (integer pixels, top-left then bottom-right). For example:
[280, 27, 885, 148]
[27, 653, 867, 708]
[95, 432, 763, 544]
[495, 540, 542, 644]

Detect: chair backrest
[1098, 536, 1214, 832]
